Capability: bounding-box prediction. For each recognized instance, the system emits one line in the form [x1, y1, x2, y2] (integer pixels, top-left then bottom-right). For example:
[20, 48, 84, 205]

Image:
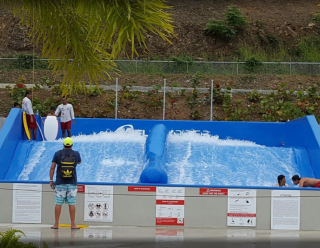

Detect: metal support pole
[135, 60, 138, 73]
[115, 78, 118, 119]
[163, 79, 166, 120]
[210, 80, 214, 121]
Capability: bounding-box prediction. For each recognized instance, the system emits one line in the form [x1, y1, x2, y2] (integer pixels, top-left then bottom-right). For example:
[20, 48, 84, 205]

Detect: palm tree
[1, 0, 175, 95]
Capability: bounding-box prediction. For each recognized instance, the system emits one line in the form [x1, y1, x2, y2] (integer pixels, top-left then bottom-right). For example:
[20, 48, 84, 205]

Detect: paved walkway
[1, 223, 319, 248]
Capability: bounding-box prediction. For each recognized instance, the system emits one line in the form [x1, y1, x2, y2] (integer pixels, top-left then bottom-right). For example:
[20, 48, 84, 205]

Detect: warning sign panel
[156, 187, 185, 226]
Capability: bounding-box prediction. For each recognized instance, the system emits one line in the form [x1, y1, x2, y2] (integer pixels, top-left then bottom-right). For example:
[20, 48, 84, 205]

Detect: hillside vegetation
[1, 1, 320, 122]
[1, 0, 320, 62]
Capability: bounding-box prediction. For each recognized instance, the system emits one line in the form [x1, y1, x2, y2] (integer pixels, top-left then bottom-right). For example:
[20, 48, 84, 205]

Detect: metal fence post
[186, 61, 189, 73]
[237, 62, 239, 75]
[210, 80, 214, 121]
[115, 78, 118, 119]
[163, 78, 166, 120]
[290, 59, 292, 75]
[135, 60, 138, 73]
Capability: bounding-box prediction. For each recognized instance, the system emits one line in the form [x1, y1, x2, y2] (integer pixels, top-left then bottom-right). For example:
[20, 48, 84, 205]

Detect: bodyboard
[22, 111, 31, 140]
[44, 116, 59, 141]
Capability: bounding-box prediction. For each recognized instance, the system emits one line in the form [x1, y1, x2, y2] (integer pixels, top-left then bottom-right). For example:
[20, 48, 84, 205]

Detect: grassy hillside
[1, 0, 320, 62]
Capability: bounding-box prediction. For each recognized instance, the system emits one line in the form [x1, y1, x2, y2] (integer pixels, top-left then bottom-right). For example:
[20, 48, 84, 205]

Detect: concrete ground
[1, 224, 320, 248]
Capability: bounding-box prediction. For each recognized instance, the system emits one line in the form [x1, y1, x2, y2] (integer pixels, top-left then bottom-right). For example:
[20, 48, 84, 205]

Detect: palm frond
[0, 0, 175, 95]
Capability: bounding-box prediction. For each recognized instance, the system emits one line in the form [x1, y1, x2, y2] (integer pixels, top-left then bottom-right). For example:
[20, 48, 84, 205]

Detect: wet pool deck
[1, 223, 320, 248]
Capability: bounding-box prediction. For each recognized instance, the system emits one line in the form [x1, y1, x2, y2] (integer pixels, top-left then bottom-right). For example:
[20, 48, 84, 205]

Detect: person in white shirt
[22, 91, 37, 140]
[55, 97, 75, 138]
[273, 175, 290, 187]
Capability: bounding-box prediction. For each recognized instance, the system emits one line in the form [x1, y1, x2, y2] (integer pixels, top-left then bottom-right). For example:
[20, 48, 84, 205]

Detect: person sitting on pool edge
[291, 175, 320, 188]
[273, 175, 290, 187]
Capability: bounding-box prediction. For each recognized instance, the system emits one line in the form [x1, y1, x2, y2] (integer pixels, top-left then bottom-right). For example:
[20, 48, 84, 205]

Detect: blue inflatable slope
[1, 107, 320, 185]
[139, 124, 168, 184]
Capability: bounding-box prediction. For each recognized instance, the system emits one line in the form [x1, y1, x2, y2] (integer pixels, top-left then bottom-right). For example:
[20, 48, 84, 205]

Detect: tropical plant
[247, 90, 262, 102]
[1, 0, 175, 95]
[189, 110, 202, 120]
[0, 228, 48, 248]
[9, 77, 28, 103]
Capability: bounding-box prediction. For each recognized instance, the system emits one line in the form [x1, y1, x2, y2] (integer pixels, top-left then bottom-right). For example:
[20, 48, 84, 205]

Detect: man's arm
[70, 104, 75, 123]
[77, 152, 81, 164]
[49, 162, 57, 189]
[54, 106, 61, 116]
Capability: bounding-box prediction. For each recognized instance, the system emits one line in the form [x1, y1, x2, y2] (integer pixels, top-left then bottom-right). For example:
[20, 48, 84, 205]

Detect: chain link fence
[1, 58, 320, 75]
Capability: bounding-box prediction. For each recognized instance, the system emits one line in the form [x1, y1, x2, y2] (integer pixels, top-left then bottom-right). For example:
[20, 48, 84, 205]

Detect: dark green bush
[204, 6, 247, 41]
[204, 19, 237, 40]
[225, 6, 248, 30]
[244, 57, 262, 72]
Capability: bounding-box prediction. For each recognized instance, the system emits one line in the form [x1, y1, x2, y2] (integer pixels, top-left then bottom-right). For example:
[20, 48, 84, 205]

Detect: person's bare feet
[71, 225, 80, 230]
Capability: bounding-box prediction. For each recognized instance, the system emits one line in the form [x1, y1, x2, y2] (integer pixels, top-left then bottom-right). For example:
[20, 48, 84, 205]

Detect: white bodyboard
[44, 116, 59, 141]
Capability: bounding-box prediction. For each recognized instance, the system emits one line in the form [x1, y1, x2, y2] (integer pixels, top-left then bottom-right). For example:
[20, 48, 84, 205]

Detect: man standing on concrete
[55, 97, 75, 137]
[22, 91, 37, 140]
[49, 137, 81, 229]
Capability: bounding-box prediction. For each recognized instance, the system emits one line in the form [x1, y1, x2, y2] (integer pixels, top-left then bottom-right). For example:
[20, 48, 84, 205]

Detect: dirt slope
[0, 0, 319, 59]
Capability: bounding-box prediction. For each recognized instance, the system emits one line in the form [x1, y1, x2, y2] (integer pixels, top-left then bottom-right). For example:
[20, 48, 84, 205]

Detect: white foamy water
[17, 128, 301, 187]
[18, 126, 147, 183]
[166, 131, 299, 187]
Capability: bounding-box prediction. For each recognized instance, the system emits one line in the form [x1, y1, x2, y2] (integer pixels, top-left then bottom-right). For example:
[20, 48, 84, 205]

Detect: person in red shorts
[22, 91, 37, 140]
[292, 175, 320, 188]
[55, 97, 75, 137]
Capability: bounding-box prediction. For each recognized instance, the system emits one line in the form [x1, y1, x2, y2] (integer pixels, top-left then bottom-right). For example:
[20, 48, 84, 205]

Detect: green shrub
[189, 110, 202, 120]
[205, 6, 247, 40]
[244, 57, 262, 72]
[204, 19, 237, 40]
[225, 6, 248, 30]
[0, 228, 47, 248]
[171, 54, 193, 65]
[15, 54, 48, 70]
[9, 77, 28, 103]
[312, 12, 320, 23]
[247, 90, 262, 102]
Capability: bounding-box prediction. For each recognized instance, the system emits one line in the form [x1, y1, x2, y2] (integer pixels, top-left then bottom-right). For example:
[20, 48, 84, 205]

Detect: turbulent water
[165, 131, 299, 187]
[18, 127, 299, 186]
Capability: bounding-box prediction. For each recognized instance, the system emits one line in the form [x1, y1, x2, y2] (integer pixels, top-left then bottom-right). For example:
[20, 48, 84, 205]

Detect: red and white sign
[155, 229, 184, 243]
[128, 186, 156, 192]
[227, 189, 257, 227]
[199, 188, 228, 195]
[156, 187, 185, 226]
[77, 185, 85, 193]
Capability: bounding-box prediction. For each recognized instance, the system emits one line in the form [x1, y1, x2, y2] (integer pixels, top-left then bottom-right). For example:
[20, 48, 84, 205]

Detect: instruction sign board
[12, 183, 42, 223]
[156, 187, 185, 226]
[128, 186, 156, 192]
[84, 185, 113, 222]
[227, 189, 256, 226]
[199, 188, 228, 195]
[271, 190, 300, 230]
